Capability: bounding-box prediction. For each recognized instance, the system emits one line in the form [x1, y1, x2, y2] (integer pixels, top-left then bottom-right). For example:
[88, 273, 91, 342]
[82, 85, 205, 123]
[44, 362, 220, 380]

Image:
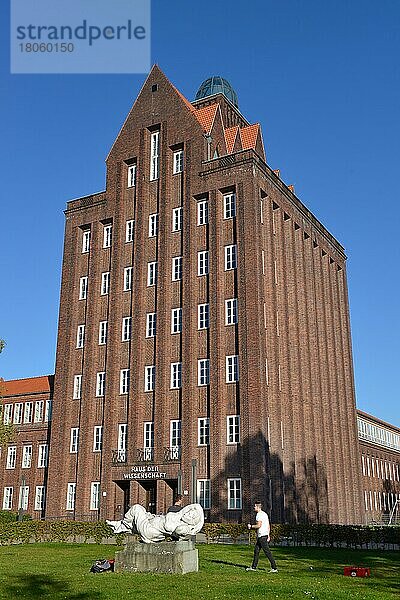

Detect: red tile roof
[224, 126, 239, 153]
[240, 124, 260, 150]
[194, 104, 219, 133]
[2, 375, 53, 397]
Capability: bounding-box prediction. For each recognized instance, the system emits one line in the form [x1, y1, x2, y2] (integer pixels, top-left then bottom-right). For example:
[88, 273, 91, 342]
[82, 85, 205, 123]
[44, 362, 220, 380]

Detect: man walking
[246, 502, 278, 572]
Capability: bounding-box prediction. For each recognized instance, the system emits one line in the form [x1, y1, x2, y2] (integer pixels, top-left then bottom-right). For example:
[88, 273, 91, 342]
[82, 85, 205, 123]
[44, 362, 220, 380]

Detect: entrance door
[114, 480, 130, 519]
[141, 481, 157, 513]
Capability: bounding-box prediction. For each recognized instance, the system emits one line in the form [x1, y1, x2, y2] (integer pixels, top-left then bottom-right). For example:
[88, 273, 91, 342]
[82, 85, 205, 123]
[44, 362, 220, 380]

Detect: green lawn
[0, 543, 398, 599]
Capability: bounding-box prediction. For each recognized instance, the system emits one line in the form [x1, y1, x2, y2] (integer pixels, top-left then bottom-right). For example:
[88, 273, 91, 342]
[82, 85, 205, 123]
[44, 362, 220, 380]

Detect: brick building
[357, 410, 400, 523]
[1, 67, 398, 524]
[0, 376, 53, 518]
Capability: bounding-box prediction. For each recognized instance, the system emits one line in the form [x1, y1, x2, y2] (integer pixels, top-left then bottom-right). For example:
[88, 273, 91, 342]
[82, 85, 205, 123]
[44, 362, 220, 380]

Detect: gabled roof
[224, 126, 240, 154]
[171, 83, 197, 114]
[194, 104, 219, 133]
[2, 375, 53, 397]
[240, 124, 260, 150]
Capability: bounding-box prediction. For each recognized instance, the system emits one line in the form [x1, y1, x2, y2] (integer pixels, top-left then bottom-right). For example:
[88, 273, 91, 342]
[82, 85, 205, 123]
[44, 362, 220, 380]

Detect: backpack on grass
[90, 559, 115, 573]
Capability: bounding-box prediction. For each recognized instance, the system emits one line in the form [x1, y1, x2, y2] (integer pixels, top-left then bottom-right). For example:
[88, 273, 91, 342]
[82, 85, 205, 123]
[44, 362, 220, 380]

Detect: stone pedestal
[114, 538, 198, 574]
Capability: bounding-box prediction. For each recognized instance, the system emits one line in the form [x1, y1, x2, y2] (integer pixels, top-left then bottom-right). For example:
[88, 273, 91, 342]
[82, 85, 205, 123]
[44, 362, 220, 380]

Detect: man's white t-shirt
[256, 510, 270, 538]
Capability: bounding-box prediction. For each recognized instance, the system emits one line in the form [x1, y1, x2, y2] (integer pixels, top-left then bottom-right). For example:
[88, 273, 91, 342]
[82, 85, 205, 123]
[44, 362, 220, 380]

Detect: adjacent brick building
[0, 376, 53, 518]
[357, 410, 400, 523]
[1, 67, 398, 524]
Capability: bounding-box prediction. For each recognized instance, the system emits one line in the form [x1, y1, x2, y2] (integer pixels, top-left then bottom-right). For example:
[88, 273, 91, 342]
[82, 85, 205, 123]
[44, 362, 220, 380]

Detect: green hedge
[0, 519, 398, 549]
[0, 519, 125, 546]
[0, 510, 32, 524]
[201, 523, 400, 548]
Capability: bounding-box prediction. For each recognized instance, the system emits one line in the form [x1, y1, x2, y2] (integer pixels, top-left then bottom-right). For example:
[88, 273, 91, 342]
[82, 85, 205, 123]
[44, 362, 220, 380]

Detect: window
[226, 355, 239, 383]
[147, 262, 158, 286]
[144, 422, 154, 460]
[70, 428, 79, 453]
[122, 317, 132, 341]
[118, 424, 127, 462]
[146, 312, 157, 338]
[225, 298, 238, 325]
[197, 199, 209, 226]
[170, 362, 182, 389]
[38, 444, 48, 468]
[173, 149, 184, 174]
[13, 403, 23, 424]
[172, 206, 183, 232]
[96, 372, 106, 397]
[45, 400, 52, 422]
[3, 487, 13, 510]
[225, 244, 237, 270]
[76, 324, 85, 349]
[101, 272, 110, 295]
[34, 401, 43, 423]
[73, 374, 82, 400]
[22, 445, 32, 469]
[198, 359, 210, 386]
[6, 446, 16, 469]
[197, 480, 211, 509]
[150, 130, 160, 181]
[127, 164, 136, 188]
[144, 422, 154, 447]
[170, 420, 181, 449]
[120, 369, 130, 395]
[18, 486, 29, 510]
[93, 426, 103, 452]
[148, 213, 158, 237]
[35, 486, 45, 511]
[227, 415, 240, 444]
[79, 276, 88, 300]
[90, 482, 101, 510]
[66, 483, 76, 511]
[171, 308, 182, 334]
[172, 256, 182, 281]
[99, 320, 108, 345]
[228, 478, 242, 509]
[126, 219, 134, 242]
[82, 230, 90, 253]
[23, 402, 33, 424]
[198, 251, 209, 276]
[3, 404, 12, 425]
[103, 224, 112, 248]
[124, 266, 133, 291]
[198, 418, 210, 446]
[198, 303, 210, 330]
[144, 365, 155, 392]
[224, 192, 236, 219]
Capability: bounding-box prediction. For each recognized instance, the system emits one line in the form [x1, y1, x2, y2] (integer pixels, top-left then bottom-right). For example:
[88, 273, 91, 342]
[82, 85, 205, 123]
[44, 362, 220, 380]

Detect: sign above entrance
[123, 465, 167, 480]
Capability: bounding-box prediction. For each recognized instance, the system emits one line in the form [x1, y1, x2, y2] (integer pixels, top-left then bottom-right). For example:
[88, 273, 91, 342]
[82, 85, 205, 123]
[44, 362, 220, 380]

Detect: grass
[0, 542, 398, 599]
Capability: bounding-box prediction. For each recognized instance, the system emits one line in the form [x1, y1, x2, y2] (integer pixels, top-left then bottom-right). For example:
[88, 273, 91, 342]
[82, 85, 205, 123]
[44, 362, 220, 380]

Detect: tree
[0, 340, 14, 444]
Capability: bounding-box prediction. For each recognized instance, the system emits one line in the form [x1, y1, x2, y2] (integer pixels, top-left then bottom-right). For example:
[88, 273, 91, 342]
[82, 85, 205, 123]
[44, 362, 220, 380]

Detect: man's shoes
[246, 567, 257, 571]
[270, 568, 278, 573]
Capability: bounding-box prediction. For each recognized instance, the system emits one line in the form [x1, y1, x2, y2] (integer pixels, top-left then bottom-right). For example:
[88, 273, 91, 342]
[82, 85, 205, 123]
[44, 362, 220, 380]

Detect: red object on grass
[343, 566, 371, 577]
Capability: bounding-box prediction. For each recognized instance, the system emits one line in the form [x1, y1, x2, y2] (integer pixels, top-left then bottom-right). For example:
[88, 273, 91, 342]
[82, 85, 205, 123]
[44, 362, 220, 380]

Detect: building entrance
[114, 480, 130, 519]
[141, 481, 157, 513]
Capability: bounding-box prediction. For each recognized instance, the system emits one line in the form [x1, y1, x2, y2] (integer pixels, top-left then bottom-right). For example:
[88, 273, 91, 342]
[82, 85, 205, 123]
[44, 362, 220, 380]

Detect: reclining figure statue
[106, 503, 204, 544]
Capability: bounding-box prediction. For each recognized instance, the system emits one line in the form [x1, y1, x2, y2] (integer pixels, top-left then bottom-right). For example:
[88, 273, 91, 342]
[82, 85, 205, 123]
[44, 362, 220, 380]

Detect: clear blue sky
[1, 1, 399, 426]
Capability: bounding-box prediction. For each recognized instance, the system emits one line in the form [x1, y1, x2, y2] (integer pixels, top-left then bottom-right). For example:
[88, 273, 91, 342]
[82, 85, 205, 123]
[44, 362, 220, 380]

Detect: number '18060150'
[19, 42, 74, 53]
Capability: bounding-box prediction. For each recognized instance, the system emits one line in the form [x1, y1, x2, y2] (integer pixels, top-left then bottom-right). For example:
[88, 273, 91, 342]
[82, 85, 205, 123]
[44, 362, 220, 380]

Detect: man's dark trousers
[252, 535, 277, 569]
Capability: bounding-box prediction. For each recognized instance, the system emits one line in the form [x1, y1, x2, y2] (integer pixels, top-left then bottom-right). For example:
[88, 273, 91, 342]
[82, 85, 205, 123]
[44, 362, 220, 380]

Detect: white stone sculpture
[106, 503, 204, 543]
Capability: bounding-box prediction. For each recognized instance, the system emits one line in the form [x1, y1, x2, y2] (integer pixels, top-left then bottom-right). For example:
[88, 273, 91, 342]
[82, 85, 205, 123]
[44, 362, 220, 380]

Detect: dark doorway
[114, 480, 130, 519]
[165, 479, 179, 502]
[141, 481, 157, 513]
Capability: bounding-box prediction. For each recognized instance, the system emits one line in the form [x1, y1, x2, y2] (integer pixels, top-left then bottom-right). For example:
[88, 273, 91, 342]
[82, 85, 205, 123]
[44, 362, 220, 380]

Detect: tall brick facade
[4, 67, 397, 525]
